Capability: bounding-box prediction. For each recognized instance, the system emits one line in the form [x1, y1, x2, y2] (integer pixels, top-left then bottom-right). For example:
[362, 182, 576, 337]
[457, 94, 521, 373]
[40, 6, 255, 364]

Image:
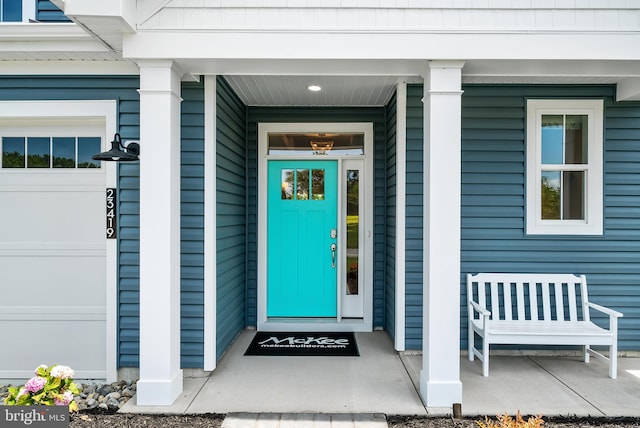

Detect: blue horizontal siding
[36, 0, 70, 22]
[180, 81, 205, 368]
[460, 84, 640, 351]
[385, 90, 397, 344]
[216, 76, 247, 359]
[404, 84, 423, 350]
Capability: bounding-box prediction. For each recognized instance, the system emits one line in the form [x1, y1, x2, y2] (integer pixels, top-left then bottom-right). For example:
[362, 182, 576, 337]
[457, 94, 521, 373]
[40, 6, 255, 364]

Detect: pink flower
[54, 391, 74, 406]
[50, 365, 74, 379]
[24, 376, 46, 393]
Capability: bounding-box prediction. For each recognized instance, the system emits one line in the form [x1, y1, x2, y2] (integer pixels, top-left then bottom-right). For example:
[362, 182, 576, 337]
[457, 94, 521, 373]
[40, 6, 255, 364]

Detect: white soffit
[224, 75, 403, 107]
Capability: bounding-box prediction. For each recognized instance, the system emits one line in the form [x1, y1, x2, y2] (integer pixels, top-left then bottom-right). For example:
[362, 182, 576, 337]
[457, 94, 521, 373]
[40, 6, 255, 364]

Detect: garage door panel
[0, 175, 108, 379]
[0, 107, 113, 381]
[0, 191, 103, 242]
[0, 318, 106, 379]
[0, 253, 105, 307]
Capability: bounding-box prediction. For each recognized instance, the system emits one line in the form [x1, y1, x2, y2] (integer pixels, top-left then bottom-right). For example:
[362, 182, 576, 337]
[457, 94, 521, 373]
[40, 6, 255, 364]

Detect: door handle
[330, 243, 337, 268]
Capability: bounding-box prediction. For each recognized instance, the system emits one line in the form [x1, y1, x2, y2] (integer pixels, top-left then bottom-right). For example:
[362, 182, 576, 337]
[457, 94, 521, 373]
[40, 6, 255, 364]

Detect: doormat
[244, 331, 359, 357]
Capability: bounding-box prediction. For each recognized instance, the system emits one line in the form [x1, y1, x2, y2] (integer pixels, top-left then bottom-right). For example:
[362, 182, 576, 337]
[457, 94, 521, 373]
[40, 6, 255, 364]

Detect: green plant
[4, 364, 80, 412]
[477, 411, 544, 428]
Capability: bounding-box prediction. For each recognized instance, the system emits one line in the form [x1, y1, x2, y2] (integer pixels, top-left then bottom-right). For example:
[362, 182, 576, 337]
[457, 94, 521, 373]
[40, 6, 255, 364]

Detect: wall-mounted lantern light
[92, 133, 140, 162]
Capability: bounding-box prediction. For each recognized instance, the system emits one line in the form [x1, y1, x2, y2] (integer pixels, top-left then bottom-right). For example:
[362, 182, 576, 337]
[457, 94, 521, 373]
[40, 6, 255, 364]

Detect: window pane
[53, 137, 76, 168]
[311, 169, 324, 200]
[541, 115, 563, 164]
[541, 171, 560, 219]
[2, 137, 25, 168]
[27, 137, 50, 168]
[296, 169, 309, 200]
[3, 0, 22, 22]
[565, 115, 588, 164]
[78, 137, 101, 168]
[346, 170, 359, 295]
[563, 171, 585, 220]
[281, 169, 294, 200]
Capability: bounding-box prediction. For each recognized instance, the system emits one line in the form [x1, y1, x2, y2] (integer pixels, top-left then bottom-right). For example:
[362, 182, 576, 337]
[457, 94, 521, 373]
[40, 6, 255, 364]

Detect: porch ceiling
[223, 75, 405, 107]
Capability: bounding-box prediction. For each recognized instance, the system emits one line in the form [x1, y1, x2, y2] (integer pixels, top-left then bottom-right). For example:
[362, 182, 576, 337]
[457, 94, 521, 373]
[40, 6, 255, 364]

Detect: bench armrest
[469, 300, 491, 317]
[587, 302, 623, 319]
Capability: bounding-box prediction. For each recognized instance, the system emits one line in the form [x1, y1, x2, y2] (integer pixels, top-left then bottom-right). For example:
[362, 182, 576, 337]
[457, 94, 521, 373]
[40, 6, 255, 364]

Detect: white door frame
[257, 122, 374, 332]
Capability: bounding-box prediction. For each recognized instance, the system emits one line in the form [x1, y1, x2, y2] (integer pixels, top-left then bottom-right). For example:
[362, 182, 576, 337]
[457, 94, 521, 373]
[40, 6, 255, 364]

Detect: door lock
[330, 243, 337, 268]
[330, 229, 337, 239]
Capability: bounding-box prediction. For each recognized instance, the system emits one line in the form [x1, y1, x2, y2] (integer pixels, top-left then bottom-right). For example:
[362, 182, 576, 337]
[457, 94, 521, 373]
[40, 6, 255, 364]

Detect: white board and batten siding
[0, 100, 117, 381]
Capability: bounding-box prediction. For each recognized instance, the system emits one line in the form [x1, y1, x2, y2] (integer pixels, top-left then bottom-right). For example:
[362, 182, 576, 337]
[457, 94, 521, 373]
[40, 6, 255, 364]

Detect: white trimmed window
[526, 99, 603, 235]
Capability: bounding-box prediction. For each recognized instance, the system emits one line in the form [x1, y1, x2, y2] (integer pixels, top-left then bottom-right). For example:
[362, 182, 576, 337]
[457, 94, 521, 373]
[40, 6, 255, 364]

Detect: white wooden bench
[467, 273, 623, 378]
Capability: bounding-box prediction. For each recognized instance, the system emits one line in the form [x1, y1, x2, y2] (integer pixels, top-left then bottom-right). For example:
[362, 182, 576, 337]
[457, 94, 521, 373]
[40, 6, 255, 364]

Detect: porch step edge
[222, 413, 388, 428]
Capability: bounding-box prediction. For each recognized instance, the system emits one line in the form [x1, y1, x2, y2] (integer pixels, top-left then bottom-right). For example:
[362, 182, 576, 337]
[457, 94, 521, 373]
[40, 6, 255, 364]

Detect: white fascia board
[0, 23, 89, 39]
[0, 24, 109, 51]
[0, 61, 139, 75]
[123, 31, 640, 63]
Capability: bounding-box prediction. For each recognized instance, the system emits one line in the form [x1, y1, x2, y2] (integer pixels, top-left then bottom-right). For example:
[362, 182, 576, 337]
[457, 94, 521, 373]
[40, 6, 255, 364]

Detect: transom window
[1, 136, 101, 169]
[526, 99, 603, 235]
[269, 133, 364, 156]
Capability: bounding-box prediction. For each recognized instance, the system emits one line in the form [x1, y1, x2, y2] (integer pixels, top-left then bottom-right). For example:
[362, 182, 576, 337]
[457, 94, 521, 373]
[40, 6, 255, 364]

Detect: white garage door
[0, 124, 109, 379]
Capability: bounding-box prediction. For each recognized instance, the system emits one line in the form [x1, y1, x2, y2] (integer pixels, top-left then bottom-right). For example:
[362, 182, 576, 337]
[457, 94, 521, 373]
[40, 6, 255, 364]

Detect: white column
[420, 61, 464, 408]
[136, 60, 184, 406]
[395, 82, 407, 352]
[203, 75, 217, 371]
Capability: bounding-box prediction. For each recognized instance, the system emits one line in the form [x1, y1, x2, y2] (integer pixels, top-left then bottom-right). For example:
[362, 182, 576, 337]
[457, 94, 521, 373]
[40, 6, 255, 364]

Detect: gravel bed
[1, 380, 136, 411]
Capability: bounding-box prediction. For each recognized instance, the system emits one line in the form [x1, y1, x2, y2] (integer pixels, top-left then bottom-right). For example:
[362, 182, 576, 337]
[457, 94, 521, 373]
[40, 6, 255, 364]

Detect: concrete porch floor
[122, 329, 640, 417]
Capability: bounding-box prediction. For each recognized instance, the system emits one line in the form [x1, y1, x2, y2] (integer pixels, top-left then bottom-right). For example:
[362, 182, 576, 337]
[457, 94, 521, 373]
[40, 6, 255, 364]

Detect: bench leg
[584, 345, 590, 363]
[610, 342, 618, 379]
[468, 323, 474, 361]
[482, 339, 489, 376]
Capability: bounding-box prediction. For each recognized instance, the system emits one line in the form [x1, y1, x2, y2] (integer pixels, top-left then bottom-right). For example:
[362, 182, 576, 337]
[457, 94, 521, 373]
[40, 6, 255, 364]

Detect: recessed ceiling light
[308, 84, 322, 92]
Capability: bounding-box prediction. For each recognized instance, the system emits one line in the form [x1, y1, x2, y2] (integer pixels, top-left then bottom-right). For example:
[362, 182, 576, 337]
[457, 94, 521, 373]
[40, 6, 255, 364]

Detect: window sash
[526, 99, 603, 235]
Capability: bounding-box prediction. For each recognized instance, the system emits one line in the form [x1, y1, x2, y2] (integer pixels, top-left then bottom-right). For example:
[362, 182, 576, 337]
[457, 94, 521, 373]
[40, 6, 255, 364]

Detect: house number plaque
[106, 188, 117, 239]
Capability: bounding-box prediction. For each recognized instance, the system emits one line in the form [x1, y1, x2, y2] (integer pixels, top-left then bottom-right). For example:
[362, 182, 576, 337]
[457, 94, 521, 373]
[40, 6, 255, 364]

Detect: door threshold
[258, 318, 371, 333]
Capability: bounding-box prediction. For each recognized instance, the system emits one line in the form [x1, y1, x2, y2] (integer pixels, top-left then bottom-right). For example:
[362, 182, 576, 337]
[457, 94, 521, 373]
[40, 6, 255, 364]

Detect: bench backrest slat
[554, 282, 564, 321]
[516, 282, 526, 320]
[467, 273, 588, 323]
[503, 282, 512, 321]
[568, 281, 578, 321]
[491, 282, 500, 320]
[529, 282, 538, 321]
[542, 282, 552, 321]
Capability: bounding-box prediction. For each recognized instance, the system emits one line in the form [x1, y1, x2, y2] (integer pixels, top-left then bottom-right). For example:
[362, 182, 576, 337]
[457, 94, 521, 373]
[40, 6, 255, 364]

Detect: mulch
[69, 413, 640, 428]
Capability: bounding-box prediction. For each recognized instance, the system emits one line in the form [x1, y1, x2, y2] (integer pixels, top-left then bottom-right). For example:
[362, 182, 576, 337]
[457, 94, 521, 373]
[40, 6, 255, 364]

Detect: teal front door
[267, 160, 338, 317]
